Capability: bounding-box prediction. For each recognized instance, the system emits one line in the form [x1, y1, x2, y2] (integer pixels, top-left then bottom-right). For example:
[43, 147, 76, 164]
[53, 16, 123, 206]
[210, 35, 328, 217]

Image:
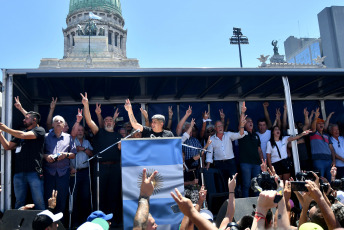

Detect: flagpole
[88, 18, 91, 56]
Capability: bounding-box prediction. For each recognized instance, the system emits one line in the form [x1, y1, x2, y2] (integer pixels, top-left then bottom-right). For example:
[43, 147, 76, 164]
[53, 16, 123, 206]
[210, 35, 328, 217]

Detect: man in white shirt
[256, 119, 271, 160]
[206, 119, 246, 184]
[330, 124, 344, 178]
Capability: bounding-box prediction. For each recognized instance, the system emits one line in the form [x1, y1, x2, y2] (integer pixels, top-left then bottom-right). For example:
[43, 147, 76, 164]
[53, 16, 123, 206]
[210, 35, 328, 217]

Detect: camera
[226, 222, 240, 230]
[330, 178, 344, 191]
[295, 171, 319, 181]
[251, 172, 278, 192]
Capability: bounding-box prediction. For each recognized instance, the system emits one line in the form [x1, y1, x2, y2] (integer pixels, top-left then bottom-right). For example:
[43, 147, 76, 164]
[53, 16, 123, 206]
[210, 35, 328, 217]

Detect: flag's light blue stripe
[121, 138, 183, 167]
[122, 165, 184, 200]
[123, 198, 184, 230]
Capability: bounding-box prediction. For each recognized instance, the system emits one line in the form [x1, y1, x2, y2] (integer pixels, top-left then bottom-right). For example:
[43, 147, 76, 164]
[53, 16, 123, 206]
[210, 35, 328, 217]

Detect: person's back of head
[309, 205, 328, 230]
[332, 203, 344, 227]
[237, 215, 253, 230]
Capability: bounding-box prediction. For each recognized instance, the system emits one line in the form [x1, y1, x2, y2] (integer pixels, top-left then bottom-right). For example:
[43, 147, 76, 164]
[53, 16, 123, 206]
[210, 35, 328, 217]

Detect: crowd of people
[1, 94, 344, 229]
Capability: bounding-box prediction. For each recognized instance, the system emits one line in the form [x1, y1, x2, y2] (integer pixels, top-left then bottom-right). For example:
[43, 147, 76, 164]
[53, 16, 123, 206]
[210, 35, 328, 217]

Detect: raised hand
[80, 92, 88, 106]
[241, 101, 247, 114]
[76, 108, 83, 123]
[276, 108, 281, 119]
[263, 102, 269, 108]
[50, 97, 58, 110]
[315, 107, 320, 118]
[260, 159, 267, 172]
[14, 96, 23, 110]
[140, 108, 148, 119]
[303, 108, 309, 117]
[190, 118, 195, 128]
[124, 99, 132, 112]
[95, 103, 101, 115]
[113, 108, 120, 120]
[140, 168, 158, 198]
[198, 186, 207, 204]
[228, 173, 238, 192]
[186, 106, 192, 117]
[202, 110, 210, 120]
[48, 190, 58, 209]
[301, 129, 312, 136]
[171, 188, 195, 217]
[331, 166, 337, 181]
[240, 115, 247, 127]
[168, 106, 173, 119]
[305, 180, 323, 202]
[219, 109, 225, 120]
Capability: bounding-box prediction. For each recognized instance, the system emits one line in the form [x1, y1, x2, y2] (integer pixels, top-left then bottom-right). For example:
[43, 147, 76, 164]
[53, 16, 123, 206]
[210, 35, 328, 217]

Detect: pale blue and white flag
[121, 138, 184, 230]
[89, 12, 102, 20]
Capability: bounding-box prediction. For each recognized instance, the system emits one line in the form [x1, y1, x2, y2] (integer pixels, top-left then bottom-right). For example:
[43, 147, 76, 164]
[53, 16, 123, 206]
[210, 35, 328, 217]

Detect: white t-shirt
[266, 136, 289, 163]
[256, 130, 271, 160]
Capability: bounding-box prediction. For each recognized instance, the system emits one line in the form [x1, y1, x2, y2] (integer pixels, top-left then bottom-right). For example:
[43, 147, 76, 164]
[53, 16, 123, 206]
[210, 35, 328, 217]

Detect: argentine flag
[121, 138, 184, 230]
[89, 12, 102, 20]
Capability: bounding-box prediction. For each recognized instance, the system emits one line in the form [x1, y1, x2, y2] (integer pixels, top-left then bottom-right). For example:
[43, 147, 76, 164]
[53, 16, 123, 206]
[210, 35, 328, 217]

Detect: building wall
[318, 6, 344, 68]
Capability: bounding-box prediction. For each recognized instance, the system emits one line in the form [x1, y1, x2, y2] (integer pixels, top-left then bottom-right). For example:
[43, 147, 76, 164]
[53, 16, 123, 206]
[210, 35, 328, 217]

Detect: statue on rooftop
[272, 40, 279, 55]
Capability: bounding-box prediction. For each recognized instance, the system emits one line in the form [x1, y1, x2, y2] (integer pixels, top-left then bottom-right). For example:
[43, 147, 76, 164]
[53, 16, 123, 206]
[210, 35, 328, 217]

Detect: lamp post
[230, 27, 249, 68]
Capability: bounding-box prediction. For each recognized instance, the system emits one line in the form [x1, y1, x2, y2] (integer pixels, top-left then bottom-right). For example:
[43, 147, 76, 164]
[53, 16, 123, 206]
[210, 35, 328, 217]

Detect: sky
[0, 0, 343, 69]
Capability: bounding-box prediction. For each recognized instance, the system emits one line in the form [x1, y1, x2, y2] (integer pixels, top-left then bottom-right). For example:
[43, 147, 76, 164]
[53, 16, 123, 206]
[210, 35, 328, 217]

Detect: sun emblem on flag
[137, 169, 164, 196]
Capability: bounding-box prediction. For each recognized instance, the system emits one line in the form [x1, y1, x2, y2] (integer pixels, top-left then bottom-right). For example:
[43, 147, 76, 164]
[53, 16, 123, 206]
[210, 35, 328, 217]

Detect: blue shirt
[44, 131, 77, 176]
[310, 131, 332, 160]
[182, 137, 202, 168]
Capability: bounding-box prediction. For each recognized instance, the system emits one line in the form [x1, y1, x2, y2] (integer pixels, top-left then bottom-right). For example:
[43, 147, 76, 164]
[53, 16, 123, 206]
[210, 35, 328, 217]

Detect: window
[108, 31, 113, 45]
[115, 33, 118, 46]
[120, 35, 123, 48]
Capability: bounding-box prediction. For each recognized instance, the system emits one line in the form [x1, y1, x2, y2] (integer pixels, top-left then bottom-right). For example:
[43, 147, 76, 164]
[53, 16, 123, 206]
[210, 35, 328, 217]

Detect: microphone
[150, 134, 156, 138]
[130, 129, 141, 135]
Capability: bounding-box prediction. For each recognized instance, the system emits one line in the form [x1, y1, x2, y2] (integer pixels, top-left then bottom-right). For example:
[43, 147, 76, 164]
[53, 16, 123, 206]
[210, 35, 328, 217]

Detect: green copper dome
[69, 0, 122, 16]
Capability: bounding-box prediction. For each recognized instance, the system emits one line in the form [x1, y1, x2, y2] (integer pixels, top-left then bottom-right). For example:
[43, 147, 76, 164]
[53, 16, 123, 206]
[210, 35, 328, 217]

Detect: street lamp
[230, 27, 249, 68]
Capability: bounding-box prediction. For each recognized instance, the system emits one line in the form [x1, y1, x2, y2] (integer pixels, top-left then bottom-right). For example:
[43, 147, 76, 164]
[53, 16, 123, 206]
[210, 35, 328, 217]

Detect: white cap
[337, 190, 344, 204]
[37, 210, 63, 222]
[77, 222, 104, 230]
[200, 209, 214, 221]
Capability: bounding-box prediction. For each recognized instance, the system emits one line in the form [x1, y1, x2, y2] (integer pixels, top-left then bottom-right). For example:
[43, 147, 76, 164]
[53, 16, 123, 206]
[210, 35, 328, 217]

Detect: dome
[69, 0, 122, 16]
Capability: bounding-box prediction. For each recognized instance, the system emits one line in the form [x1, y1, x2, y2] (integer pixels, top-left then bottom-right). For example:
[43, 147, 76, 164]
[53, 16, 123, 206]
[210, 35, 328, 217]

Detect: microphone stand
[84, 129, 141, 210]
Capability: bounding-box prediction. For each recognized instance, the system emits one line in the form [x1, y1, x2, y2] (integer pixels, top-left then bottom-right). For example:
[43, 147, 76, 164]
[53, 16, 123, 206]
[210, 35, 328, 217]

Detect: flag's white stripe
[122, 165, 184, 200]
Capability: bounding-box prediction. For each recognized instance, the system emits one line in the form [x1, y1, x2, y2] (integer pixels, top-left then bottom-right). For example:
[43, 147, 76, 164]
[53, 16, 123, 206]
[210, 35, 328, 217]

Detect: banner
[121, 138, 184, 230]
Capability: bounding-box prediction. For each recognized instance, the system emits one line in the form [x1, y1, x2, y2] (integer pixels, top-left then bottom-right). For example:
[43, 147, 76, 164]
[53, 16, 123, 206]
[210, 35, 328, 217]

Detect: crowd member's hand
[260, 159, 267, 172]
[228, 173, 238, 192]
[305, 180, 323, 202]
[219, 109, 225, 120]
[124, 99, 131, 111]
[76, 108, 83, 123]
[331, 166, 337, 181]
[283, 103, 287, 111]
[50, 97, 58, 110]
[240, 115, 247, 127]
[48, 190, 58, 209]
[193, 154, 200, 161]
[301, 130, 312, 136]
[140, 168, 157, 198]
[314, 107, 320, 118]
[45, 154, 55, 163]
[168, 106, 173, 119]
[95, 103, 101, 115]
[284, 180, 292, 202]
[21, 204, 35, 210]
[276, 108, 281, 119]
[263, 102, 269, 108]
[186, 106, 192, 117]
[171, 188, 195, 217]
[328, 111, 335, 117]
[256, 190, 278, 214]
[14, 96, 23, 111]
[310, 110, 315, 117]
[202, 110, 210, 120]
[267, 166, 277, 178]
[140, 108, 149, 119]
[205, 136, 212, 148]
[70, 168, 77, 174]
[241, 101, 247, 114]
[303, 107, 309, 117]
[310, 171, 320, 188]
[192, 179, 199, 185]
[198, 186, 207, 204]
[57, 152, 67, 161]
[80, 92, 89, 106]
[113, 108, 119, 120]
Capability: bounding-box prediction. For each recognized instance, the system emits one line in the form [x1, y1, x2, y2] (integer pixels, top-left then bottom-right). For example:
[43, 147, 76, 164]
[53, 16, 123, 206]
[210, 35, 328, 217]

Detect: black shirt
[238, 131, 261, 165]
[142, 126, 174, 138]
[11, 126, 45, 174]
[92, 128, 122, 162]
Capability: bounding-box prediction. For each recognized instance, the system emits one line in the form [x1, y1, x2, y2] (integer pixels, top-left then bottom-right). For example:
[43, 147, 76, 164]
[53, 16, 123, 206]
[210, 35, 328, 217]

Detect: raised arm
[140, 108, 150, 127]
[124, 99, 143, 132]
[71, 108, 83, 138]
[0, 123, 37, 140]
[167, 106, 173, 130]
[46, 97, 57, 130]
[133, 168, 157, 230]
[219, 173, 238, 230]
[311, 108, 320, 133]
[282, 103, 288, 132]
[176, 106, 192, 136]
[200, 110, 210, 139]
[95, 103, 104, 129]
[276, 181, 291, 229]
[275, 108, 281, 130]
[80, 93, 99, 135]
[0, 132, 17, 150]
[325, 112, 334, 131]
[263, 102, 272, 129]
[14, 96, 28, 116]
[287, 130, 312, 142]
[303, 108, 310, 130]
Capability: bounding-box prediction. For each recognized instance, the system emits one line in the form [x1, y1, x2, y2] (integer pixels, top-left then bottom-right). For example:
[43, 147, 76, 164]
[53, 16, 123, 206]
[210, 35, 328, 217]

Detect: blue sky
[0, 0, 343, 69]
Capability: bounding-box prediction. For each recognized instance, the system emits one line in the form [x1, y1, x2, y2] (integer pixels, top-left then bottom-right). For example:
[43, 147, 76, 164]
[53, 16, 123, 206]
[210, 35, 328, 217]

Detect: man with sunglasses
[330, 124, 344, 178]
[0, 110, 45, 210]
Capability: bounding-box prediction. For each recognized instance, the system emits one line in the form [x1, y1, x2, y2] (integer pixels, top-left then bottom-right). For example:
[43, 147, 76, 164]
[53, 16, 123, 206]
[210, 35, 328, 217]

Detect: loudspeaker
[215, 197, 258, 227]
[0, 209, 65, 230]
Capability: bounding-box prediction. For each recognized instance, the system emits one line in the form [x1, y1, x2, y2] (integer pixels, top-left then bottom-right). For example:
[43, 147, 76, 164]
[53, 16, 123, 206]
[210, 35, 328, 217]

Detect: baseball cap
[32, 210, 63, 230]
[317, 118, 325, 124]
[299, 222, 324, 230]
[200, 209, 214, 222]
[87, 210, 113, 222]
[92, 218, 110, 230]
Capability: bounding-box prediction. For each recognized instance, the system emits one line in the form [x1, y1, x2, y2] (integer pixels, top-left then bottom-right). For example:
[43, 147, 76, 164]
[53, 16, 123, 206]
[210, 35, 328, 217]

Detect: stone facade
[40, 0, 139, 68]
